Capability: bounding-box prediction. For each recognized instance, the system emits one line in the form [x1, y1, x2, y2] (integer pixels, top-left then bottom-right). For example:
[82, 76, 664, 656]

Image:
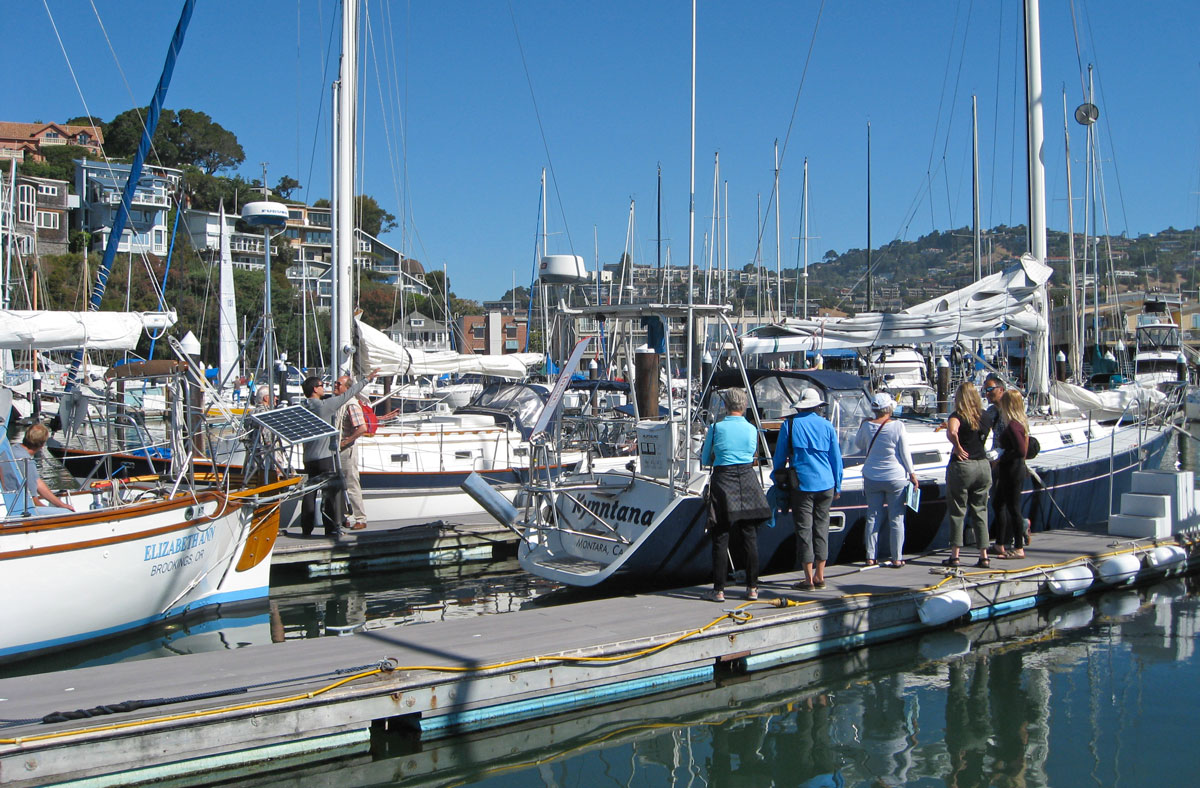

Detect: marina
[4, 0, 1200, 785]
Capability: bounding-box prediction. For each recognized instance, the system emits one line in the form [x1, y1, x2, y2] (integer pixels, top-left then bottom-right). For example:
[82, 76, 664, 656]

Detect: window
[37, 184, 59, 197]
[17, 185, 35, 223]
[410, 318, 424, 327]
[36, 211, 60, 230]
[357, 238, 371, 252]
[505, 325, 517, 338]
[44, 130, 59, 139]
[77, 133, 90, 145]
[473, 326, 484, 339]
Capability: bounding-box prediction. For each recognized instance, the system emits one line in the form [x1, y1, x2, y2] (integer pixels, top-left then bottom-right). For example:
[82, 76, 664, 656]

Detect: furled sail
[0, 310, 175, 351]
[356, 319, 542, 378]
[217, 200, 241, 386]
[741, 255, 1052, 354]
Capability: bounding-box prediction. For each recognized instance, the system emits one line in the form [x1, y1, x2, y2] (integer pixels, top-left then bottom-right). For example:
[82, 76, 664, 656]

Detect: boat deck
[1, 525, 1194, 787]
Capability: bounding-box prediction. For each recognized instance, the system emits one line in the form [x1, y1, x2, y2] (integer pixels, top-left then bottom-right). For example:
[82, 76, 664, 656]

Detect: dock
[1, 526, 1196, 787]
[271, 513, 519, 578]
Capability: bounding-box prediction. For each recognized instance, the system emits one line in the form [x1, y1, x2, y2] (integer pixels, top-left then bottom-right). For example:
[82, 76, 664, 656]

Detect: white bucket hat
[796, 388, 825, 410]
[871, 392, 897, 412]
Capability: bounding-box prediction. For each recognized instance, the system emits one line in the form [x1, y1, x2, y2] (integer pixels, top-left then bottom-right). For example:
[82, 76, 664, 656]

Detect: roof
[0, 121, 104, 145]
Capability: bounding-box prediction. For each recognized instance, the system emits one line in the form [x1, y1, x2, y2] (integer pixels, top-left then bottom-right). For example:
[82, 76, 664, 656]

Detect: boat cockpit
[457, 382, 550, 439]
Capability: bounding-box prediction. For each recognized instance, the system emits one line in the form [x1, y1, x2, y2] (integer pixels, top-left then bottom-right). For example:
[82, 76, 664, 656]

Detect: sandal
[942, 557, 962, 568]
[890, 560, 905, 568]
[865, 559, 877, 567]
[793, 580, 815, 591]
[975, 558, 990, 568]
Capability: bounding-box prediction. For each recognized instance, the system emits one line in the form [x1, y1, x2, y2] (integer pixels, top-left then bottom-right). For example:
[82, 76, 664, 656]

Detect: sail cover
[0, 310, 174, 351]
[356, 319, 541, 378]
[742, 255, 1052, 354]
[217, 200, 241, 385]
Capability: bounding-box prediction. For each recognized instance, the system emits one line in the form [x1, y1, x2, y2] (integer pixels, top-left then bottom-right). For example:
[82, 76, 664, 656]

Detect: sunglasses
[983, 386, 998, 393]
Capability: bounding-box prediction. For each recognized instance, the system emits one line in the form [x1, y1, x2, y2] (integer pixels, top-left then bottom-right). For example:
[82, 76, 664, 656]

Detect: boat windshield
[751, 375, 818, 421]
[463, 383, 546, 433]
[830, 390, 875, 457]
[1137, 325, 1180, 352]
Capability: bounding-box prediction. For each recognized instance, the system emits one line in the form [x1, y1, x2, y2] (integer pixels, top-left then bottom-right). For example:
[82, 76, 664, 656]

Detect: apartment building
[74, 159, 180, 256]
[459, 312, 527, 355]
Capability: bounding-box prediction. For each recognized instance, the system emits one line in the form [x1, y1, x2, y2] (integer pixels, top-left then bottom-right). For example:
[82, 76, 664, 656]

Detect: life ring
[60, 372, 68, 386]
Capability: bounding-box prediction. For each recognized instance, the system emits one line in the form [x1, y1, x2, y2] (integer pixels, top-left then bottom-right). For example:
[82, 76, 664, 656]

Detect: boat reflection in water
[247, 577, 1198, 788]
[0, 559, 561, 680]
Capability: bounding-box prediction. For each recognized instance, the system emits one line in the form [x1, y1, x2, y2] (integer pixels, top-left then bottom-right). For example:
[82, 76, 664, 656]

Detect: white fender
[1046, 564, 1094, 596]
[917, 589, 972, 626]
[1097, 554, 1140, 586]
[1145, 544, 1187, 571]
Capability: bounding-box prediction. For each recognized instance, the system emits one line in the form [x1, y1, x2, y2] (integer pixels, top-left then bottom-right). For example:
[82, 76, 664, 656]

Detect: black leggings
[993, 458, 1027, 551]
[711, 518, 759, 591]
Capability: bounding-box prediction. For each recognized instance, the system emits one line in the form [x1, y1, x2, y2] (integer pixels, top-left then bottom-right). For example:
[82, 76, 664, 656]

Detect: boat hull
[520, 424, 1175, 588]
[0, 491, 279, 663]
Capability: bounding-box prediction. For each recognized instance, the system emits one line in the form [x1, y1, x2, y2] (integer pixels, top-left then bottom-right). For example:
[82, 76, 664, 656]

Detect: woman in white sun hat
[853, 391, 918, 567]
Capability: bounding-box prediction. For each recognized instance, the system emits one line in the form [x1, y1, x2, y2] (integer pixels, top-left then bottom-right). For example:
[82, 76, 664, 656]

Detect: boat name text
[567, 496, 656, 527]
[144, 527, 214, 562]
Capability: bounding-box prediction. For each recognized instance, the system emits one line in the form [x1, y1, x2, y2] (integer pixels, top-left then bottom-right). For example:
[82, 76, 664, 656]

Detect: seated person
[1, 423, 75, 516]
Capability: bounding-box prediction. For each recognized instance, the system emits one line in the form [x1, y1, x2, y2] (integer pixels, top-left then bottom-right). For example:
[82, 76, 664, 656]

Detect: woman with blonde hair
[993, 389, 1030, 559]
[942, 382, 993, 567]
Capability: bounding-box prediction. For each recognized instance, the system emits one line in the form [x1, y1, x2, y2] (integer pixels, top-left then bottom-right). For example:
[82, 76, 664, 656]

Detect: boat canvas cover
[356, 319, 542, 379]
[0, 310, 164, 351]
[742, 255, 1052, 353]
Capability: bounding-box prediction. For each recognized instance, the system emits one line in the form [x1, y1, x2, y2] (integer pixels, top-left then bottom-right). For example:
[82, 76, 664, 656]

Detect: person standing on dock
[992, 390, 1030, 559]
[854, 392, 919, 568]
[773, 388, 842, 591]
[299, 369, 378, 538]
[333, 375, 369, 532]
[701, 388, 771, 603]
[943, 382, 994, 568]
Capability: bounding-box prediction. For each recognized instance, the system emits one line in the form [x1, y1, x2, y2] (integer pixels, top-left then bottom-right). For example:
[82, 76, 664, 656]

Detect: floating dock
[271, 513, 519, 577]
[1, 525, 1196, 787]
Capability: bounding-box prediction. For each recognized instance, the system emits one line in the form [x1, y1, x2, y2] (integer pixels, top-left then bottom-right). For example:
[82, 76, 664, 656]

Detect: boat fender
[917, 589, 972, 626]
[1046, 565, 1093, 596]
[1096, 553, 1140, 585]
[1146, 544, 1187, 571]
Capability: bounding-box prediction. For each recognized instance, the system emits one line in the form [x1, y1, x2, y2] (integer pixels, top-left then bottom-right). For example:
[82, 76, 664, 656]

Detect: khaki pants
[340, 443, 366, 525]
[947, 458, 991, 549]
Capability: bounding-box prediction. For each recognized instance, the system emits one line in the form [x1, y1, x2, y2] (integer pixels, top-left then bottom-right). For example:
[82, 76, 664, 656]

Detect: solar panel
[249, 405, 338, 446]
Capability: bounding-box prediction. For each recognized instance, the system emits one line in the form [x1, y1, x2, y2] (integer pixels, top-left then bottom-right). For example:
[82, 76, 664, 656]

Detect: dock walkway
[1, 527, 1195, 787]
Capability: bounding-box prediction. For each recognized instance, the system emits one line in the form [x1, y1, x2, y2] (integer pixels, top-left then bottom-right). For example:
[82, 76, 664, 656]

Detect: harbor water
[6, 426, 1200, 785]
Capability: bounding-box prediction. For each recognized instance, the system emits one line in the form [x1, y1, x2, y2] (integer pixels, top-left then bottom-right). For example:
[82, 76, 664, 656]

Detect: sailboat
[497, 0, 1178, 589]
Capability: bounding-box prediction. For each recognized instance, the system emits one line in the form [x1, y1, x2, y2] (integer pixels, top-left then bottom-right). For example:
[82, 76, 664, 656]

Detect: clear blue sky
[8, 1, 1199, 302]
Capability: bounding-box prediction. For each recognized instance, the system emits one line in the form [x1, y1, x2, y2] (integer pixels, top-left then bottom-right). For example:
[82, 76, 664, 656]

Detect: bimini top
[711, 367, 867, 393]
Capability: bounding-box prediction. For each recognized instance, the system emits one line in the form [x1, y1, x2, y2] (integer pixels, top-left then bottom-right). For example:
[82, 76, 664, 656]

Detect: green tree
[274, 175, 301, 199]
[355, 195, 396, 237]
[104, 107, 244, 173]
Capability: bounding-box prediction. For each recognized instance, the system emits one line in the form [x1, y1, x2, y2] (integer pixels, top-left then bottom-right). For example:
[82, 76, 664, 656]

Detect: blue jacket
[773, 411, 843, 493]
[701, 415, 759, 466]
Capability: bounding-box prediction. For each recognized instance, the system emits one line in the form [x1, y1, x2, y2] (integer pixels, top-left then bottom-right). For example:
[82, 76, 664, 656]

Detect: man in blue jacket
[773, 387, 842, 591]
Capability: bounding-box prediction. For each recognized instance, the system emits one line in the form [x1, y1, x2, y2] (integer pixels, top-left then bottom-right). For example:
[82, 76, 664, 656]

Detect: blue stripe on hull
[607, 429, 1174, 587]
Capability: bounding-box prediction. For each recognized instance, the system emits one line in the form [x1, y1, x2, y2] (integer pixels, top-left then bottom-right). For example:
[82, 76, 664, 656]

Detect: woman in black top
[993, 390, 1030, 559]
[943, 382, 994, 567]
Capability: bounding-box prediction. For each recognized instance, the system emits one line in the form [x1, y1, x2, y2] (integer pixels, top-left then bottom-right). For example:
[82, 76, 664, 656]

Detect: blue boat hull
[610, 427, 1175, 586]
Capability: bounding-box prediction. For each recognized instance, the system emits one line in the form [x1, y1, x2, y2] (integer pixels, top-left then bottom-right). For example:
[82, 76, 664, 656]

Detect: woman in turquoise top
[701, 389, 771, 603]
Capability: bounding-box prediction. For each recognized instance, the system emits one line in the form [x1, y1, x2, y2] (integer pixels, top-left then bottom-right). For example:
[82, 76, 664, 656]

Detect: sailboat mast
[866, 122, 873, 312]
[803, 157, 810, 319]
[1064, 90, 1081, 382]
[1024, 0, 1050, 399]
[972, 96, 982, 283]
[684, 0, 697, 472]
[334, 0, 358, 376]
[774, 139, 782, 319]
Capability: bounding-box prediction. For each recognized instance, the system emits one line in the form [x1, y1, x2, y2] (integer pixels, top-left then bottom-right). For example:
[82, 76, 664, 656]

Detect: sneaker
[747, 588, 759, 600]
[709, 589, 725, 602]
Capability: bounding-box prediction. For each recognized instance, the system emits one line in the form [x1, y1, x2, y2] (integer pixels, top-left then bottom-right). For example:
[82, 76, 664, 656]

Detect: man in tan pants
[333, 375, 369, 530]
